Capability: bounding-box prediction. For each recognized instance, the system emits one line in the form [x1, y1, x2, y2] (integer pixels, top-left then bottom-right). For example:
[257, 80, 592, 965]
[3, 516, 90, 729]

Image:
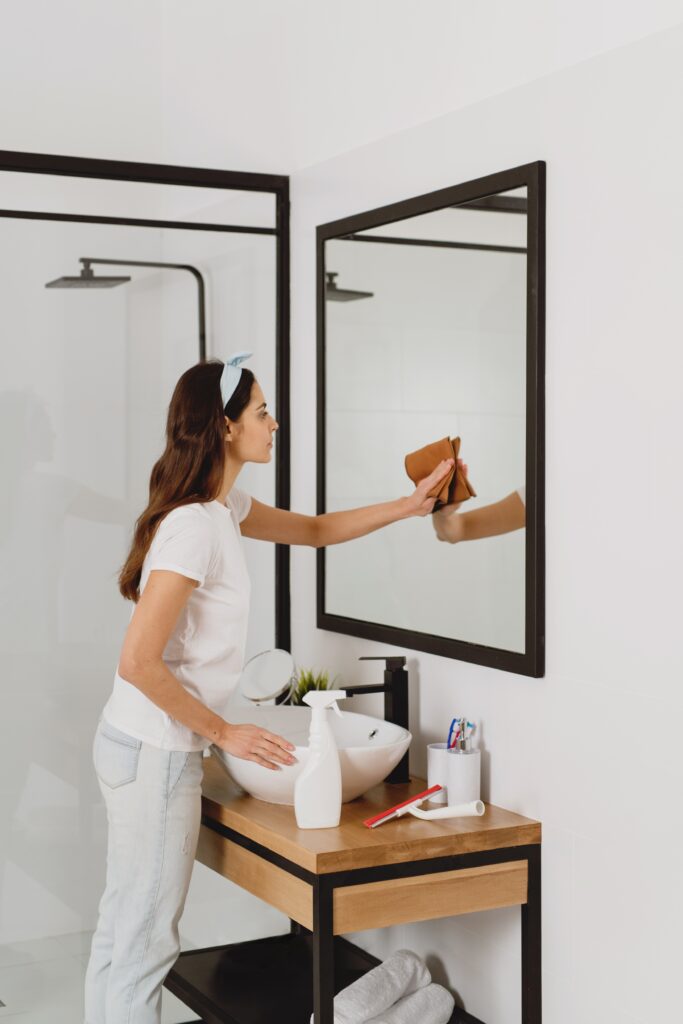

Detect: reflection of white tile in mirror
[324, 187, 527, 652]
[326, 244, 403, 415]
[0, 170, 276, 228]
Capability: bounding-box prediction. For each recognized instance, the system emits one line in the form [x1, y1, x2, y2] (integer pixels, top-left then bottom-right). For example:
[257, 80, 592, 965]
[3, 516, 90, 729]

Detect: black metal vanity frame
[316, 160, 546, 677]
[0, 148, 291, 649]
[166, 815, 542, 1024]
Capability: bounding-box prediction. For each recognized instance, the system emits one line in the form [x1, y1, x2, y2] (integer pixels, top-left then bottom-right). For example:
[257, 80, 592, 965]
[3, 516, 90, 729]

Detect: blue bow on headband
[220, 351, 253, 409]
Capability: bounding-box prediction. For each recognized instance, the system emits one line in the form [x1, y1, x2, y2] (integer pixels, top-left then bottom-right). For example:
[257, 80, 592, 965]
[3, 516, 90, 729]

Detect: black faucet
[342, 655, 409, 784]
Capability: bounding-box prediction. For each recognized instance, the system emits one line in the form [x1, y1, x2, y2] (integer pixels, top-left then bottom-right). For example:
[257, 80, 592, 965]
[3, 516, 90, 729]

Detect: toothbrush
[451, 720, 475, 748]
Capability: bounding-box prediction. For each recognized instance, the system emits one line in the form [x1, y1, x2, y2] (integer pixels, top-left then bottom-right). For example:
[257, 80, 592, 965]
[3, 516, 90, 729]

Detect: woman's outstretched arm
[240, 458, 455, 547]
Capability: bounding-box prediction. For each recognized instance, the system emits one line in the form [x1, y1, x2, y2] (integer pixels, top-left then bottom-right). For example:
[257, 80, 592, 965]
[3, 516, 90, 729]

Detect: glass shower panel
[0, 212, 276, 969]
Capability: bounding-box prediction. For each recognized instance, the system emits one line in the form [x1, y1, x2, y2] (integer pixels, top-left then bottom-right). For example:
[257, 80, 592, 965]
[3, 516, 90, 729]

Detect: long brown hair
[118, 358, 255, 602]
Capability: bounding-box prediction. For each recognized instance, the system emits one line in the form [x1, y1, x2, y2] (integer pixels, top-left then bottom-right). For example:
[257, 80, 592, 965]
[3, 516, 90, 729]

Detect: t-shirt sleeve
[146, 509, 217, 585]
[228, 487, 253, 524]
[516, 485, 526, 506]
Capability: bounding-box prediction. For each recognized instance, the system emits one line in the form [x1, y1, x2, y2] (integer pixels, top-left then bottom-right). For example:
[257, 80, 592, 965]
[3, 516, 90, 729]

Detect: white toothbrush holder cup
[446, 748, 481, 805]
[426, 742, 450, 803]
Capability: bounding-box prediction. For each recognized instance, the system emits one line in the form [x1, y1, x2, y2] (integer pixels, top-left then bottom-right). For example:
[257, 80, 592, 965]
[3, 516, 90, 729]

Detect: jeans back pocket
[94, 720, 142, 788]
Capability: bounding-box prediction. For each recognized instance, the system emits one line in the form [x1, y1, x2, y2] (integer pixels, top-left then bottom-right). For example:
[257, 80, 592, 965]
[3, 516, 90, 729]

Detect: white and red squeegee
[363, 785, 485, 829]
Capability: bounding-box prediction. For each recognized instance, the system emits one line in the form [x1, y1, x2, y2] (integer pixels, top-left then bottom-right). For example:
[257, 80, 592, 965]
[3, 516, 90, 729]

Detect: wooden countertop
[201, 753, 541, 875]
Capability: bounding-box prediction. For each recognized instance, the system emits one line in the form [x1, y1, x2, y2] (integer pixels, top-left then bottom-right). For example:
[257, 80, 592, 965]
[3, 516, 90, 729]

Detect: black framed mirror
[316, 161, 545, 676]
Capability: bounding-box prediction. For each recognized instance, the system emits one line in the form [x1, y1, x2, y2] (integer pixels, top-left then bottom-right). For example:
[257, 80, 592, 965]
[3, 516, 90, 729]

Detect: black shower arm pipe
[81, 257, 206, 361]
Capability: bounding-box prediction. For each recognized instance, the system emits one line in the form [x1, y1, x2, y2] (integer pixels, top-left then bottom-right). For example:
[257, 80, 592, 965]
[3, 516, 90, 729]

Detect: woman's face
[225, 379, 278, 464]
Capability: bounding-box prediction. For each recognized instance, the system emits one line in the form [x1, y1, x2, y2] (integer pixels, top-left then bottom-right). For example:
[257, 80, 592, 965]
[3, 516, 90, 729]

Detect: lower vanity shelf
[165, 932, 484, 1024]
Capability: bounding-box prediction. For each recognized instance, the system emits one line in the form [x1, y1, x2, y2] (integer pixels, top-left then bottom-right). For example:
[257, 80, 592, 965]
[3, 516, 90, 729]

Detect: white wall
[290, 25, 683, 1024]
[3, 1, 683, 172]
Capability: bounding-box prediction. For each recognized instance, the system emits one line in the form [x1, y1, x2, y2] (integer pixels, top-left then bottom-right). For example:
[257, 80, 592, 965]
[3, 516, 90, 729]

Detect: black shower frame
[0, 149, 291, 650]
[316, 160, 545, 677]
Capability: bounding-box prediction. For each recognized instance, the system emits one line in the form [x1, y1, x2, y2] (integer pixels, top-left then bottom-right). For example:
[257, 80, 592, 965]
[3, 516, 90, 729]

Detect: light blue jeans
[84, 717, 204, 1024]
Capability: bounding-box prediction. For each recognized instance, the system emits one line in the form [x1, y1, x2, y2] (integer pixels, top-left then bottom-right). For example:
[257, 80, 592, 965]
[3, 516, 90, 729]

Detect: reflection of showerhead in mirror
[239, 649, 296, 704]
[325, 271, 373, 302]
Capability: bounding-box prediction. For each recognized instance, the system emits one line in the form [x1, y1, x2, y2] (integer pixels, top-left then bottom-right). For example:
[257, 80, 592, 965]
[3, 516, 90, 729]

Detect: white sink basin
[211, 705, 411, 805]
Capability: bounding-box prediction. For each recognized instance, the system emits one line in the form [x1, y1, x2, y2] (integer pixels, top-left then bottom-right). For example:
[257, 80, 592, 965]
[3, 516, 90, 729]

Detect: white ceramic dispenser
[294, 689, 346, 829]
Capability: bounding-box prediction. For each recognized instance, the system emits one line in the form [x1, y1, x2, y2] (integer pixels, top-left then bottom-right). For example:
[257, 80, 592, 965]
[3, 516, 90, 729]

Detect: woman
[84, 353, 453, 1024]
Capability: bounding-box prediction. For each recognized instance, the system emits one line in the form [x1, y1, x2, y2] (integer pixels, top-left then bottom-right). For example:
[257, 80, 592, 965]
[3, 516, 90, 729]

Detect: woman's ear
[224, 414, 244, 440]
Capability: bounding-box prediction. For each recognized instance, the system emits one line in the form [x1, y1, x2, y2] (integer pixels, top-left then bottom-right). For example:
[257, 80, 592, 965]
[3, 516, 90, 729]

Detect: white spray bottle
[294, 689, 346, 829]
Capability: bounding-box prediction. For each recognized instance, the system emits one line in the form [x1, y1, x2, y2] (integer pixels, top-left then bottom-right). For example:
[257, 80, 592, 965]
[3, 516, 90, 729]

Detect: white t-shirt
[102, 488, 252, 751]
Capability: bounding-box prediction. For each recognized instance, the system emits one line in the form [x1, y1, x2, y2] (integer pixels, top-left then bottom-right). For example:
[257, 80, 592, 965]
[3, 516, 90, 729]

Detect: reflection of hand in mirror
[405, 458, 455, 517]
[432, 489, 526, 544]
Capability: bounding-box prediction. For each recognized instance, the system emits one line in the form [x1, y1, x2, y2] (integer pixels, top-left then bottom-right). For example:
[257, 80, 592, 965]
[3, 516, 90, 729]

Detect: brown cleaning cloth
[404, 436, 476, 509]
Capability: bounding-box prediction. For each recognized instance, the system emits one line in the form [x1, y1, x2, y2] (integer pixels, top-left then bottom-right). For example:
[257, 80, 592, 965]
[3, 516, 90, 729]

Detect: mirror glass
[323, 185, 531, 655]
[239, 649, 296, 702]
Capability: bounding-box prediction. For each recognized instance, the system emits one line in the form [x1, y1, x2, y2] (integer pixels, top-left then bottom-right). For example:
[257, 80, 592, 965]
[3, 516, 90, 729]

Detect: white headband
[220, 351, 253, 409]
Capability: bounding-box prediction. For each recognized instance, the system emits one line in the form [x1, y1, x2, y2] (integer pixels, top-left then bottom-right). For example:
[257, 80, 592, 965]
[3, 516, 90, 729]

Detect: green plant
[290, 667, 340, 705]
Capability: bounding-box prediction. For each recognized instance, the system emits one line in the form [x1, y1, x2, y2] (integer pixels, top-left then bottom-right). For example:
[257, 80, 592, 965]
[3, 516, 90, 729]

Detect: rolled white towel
[309, 949, 431, 1024]
[366, 982, 455, 1024]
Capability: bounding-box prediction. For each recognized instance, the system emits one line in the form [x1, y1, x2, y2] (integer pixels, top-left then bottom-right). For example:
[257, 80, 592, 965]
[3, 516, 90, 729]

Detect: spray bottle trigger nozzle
[332, 701, 343, 718]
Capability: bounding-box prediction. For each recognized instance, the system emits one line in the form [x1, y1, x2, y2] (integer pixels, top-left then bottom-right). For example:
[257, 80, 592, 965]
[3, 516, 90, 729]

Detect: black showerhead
[41, 255, 207, 360]
[325, 272, 373, 302]
[45, 261, 131, 289]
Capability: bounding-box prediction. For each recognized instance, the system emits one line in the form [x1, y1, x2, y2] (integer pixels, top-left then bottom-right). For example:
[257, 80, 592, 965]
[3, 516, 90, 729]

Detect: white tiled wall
[0, 208, 278, 949]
